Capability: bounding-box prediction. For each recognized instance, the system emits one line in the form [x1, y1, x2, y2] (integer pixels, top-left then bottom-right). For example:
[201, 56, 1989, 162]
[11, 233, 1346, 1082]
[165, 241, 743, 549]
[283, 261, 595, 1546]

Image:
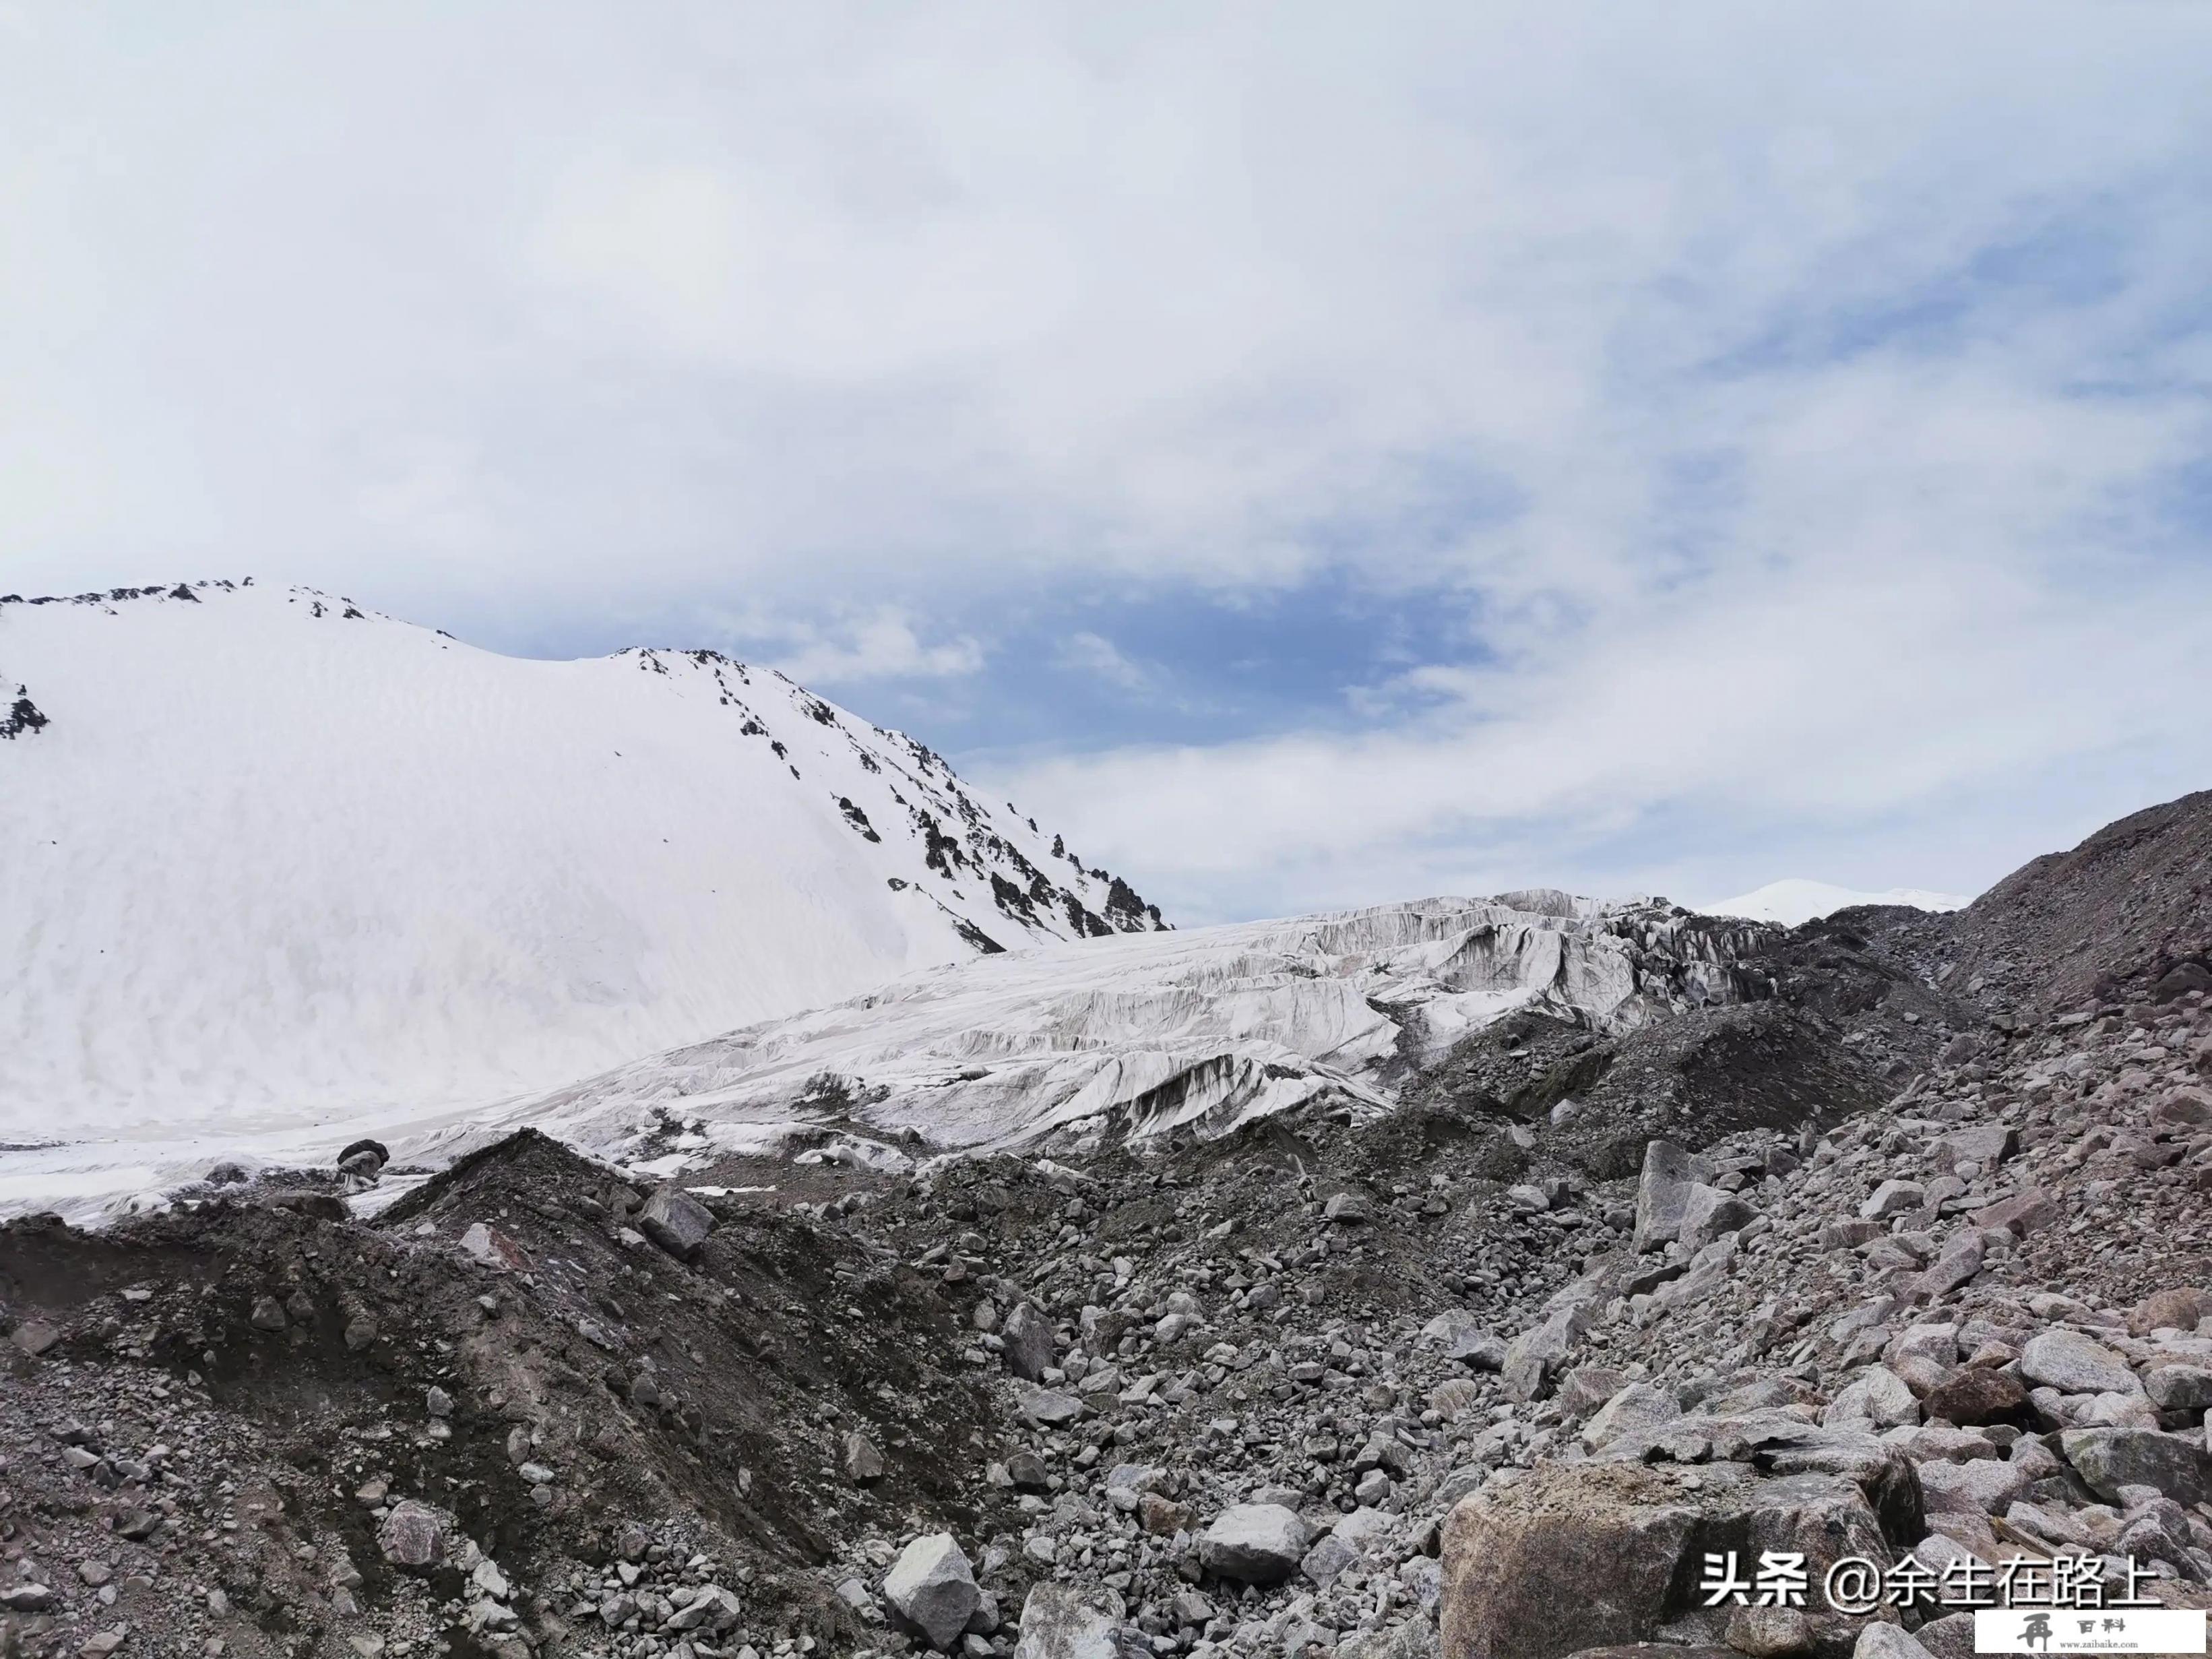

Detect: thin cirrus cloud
[1055, 632, 1162, 697]
[2, 3, 2209, 922]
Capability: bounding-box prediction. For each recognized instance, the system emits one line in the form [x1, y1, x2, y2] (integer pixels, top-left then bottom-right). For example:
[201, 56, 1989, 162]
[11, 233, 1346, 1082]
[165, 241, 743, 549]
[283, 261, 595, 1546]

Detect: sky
[5, 3, 2211, 925]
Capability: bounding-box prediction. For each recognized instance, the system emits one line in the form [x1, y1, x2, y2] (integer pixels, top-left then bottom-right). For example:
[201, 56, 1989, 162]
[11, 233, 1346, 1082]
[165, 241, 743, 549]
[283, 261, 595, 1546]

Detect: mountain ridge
[0, 577, 1166, 1170]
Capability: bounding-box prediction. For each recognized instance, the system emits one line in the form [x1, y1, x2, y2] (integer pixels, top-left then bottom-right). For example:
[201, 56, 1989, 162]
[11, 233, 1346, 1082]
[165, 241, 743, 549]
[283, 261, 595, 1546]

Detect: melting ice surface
[436, 890, 1773, 1179]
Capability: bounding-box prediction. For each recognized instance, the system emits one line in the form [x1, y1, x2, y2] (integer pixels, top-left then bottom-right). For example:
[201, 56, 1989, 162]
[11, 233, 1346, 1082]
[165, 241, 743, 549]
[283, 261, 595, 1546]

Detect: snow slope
[433, 891, 1777, 1182]
[1703, 879, 1969, 927]
[0, 579, 1164, 1199]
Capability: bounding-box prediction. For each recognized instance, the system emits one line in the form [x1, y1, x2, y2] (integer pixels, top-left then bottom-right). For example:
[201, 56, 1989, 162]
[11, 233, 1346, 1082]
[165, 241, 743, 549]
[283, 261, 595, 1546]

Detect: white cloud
[1056, 631, 1158, 695]
[3, 3, 2209, 920]
[732, 608, 984, 687]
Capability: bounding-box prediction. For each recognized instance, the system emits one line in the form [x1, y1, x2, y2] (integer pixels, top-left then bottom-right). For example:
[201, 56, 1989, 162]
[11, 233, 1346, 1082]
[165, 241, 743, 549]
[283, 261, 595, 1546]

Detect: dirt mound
[1942, 786, 2212, 1013]
[0, 1129, 1011, 1658]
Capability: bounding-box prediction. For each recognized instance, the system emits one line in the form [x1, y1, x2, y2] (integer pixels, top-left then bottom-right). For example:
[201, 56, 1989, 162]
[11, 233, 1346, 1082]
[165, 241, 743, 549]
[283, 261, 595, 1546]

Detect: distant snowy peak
[0, 577, 1166, 1154]
[1703, 878, 1969, 927]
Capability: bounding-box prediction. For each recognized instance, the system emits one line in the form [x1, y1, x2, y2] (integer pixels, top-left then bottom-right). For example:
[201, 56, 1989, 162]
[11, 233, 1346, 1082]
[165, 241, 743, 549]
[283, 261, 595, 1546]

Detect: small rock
[377, 1500, 448, 1571]
[460, 1222, 529, 1272]
[843, 1431, 885, 1484]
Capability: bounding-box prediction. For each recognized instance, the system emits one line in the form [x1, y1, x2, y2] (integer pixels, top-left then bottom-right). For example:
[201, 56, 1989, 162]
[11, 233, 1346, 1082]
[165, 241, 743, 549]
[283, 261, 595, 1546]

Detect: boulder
[1300, 1534, 1357, 1589]
[1935, 1125, 2013, 1170]
[2020, 1329, 2139, 1396]
[1014, 1384, 1084, 1427]
[1503, 1304, 1590, 1402]
[1581, 1383, 1680, 1450]
[1441, 1459, 1907, 1659]
[1325, 1191, 1374, 1223]
[1968, 1187, 2060, 1237]
[2152, 963, 2212, 1001]
[1860, 1181, 1925, 1221]
[882, 1534, 980, 1652]
[841, 1432, 885, 1484]
[1823, 1367, 1919, 1431]
[1633, 1140, 1709, 1252]
[1854, 1626, 1934, 1658]
[338, 1139, 387, 1178]
[1724, 1605, 1816, 1657]
[1002, 1302, 1056, 1381]
[1198, 1504, 1306, 1586]
[1913, 1612, 1975, 1658]
[459, 1222, 529, 1272]
[2129, 1286, 2212, 1336]
[2059, 1427, 2212, 1505]
[1011, 1583, 1138, 1659]
[2144, 1363, 2212, 1412]
[1914, 1458, 2027, 1516]
[1678, 1185, 1755, 1251]
[1909, 1234, 1984, 1301]
[637, 1186, 714, 1258]
[1558, 1366, 1631, 1422]
[1420, 1310, 1507, 1370]
[1918, 1367, 2028, 1428]
[377, 1501, 448, 1571]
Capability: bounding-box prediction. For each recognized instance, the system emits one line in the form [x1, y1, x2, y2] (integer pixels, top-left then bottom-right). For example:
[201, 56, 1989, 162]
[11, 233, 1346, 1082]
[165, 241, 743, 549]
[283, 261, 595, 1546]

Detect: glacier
[0, 578, 1162, 1212]
[433, 890, 1779, 1183]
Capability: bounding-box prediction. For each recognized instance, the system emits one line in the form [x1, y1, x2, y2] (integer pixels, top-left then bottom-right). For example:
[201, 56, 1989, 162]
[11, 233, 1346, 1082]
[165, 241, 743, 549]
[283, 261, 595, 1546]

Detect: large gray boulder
[1501, 1304, 1590, 1402]
[1441, 1459, 1912, 1659]
[2020, 1328, 2139, 1396]
[1002, 1301, 1056, 1381]
[1198, 1503, 1306, 1586]
[1678, 1185, 1755, 1250]
[1420, 1309, 1508, 1371]
[882, 1533, 979, 1652]
[1633, 1140, 1710, 1252]
[1581, 1383, 1680, 1450]
[638, 1185, 714, 1258]
[1012, 1583, 1141, 1658]
[1914, 1456, 2029, 1516]
[1823, 1366, 1919, 1431]
[1013, 1383, 1084, 1427]
[1860, 1179, 1925, 1221]
[1854, 1625, 1934, 1658]
[2060, 1426, 2212, 1505]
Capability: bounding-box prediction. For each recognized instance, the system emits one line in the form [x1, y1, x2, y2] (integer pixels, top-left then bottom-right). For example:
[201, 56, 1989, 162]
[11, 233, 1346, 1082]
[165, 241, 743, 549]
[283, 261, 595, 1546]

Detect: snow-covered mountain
[0, 578, 1164, 1183]
[1703, 878, 1969, 927]
[430, 891, 1776, 1183]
